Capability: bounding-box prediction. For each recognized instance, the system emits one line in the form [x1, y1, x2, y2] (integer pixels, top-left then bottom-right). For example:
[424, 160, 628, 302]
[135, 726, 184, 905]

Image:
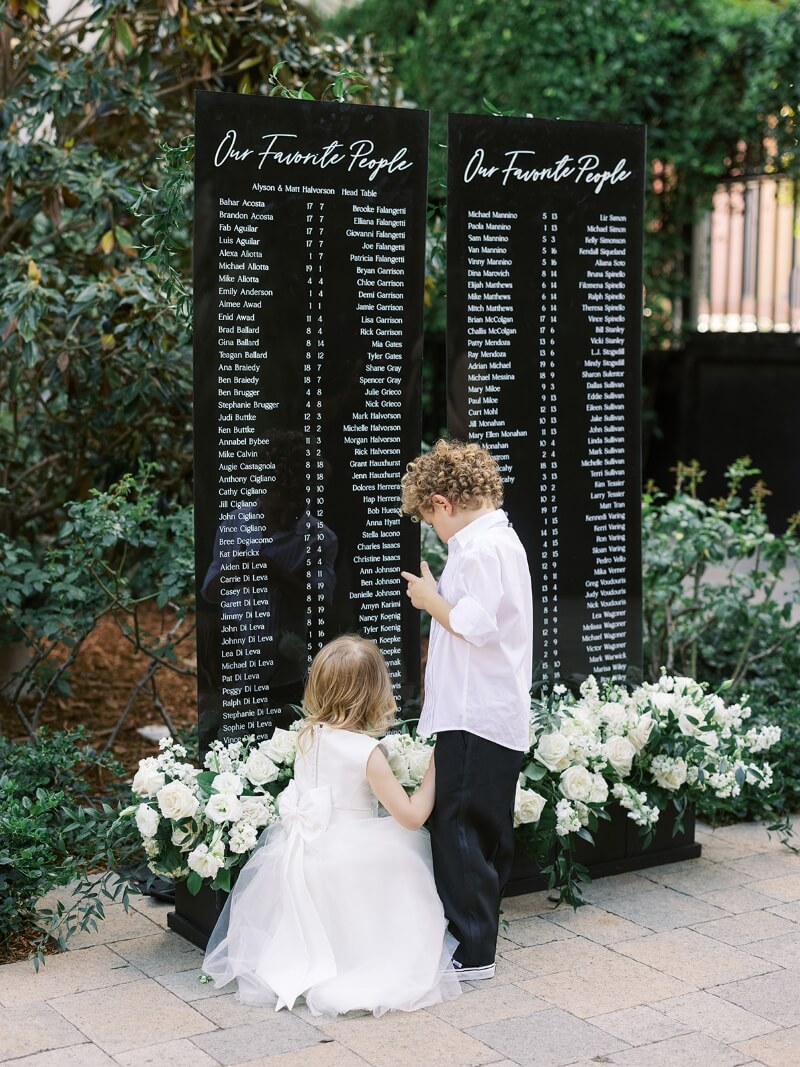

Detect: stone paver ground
[2, 820, 799, 1067]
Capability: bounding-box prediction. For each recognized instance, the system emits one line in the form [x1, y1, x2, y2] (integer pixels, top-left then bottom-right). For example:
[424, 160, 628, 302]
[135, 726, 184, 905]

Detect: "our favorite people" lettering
[214, 129, 414, 182]
[463, 147, 632, 194]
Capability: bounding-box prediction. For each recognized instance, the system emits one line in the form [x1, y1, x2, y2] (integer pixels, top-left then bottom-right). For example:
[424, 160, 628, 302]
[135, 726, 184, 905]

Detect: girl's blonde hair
[300, 635, 397, 739]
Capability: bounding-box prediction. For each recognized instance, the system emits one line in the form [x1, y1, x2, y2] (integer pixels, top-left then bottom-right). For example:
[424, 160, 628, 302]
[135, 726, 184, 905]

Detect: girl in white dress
[202, 635, 461, 1016]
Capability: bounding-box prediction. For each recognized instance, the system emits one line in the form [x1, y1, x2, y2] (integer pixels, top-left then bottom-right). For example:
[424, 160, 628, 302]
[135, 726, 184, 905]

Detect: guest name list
[194, 93, 428, 746]
[447, 113, 646, 684]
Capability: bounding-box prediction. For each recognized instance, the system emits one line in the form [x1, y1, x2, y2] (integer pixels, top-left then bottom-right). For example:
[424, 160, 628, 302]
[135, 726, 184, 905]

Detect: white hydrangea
[744, 725, 781, 753]
[611, 782, 660, 827]
[555, 798, 582, 837]
[709, 767, 739, 798]
[650, 754, 688, 791]
[142, 837, 160, 858]
[228, 821, 259, 854]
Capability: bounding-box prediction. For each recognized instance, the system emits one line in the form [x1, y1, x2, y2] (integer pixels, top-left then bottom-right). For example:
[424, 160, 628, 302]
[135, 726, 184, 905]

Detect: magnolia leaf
[523, 763, 548, 782]
[115, 17, 137, 56]
[237, 55, 263, 71]
[100, 230, 115, 255]
[57, 351, 70, 373]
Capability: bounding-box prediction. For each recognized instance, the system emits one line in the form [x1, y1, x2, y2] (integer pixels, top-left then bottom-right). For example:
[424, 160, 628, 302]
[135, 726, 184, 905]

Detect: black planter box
[167, 880, 229, 950]
[504, 803, 701, 897]
[168, 805, 702, 947]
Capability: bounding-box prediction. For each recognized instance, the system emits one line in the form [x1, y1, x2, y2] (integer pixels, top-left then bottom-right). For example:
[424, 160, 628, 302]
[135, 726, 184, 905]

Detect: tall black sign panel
[447, 114, 645, 685]
[194, 92, 428, 746]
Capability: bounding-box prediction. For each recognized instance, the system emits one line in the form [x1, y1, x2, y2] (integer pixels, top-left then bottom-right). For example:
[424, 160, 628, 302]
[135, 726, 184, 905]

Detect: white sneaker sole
[454, 963, 496, 981]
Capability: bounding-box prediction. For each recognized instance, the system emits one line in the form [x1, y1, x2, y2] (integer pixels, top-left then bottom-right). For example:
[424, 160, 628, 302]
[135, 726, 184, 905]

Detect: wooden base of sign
[504, 804, 701, 897]
[167, 806, 701, 948]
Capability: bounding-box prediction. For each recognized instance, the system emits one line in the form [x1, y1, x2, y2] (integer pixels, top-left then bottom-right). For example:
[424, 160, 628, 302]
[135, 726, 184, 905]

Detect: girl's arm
[366, 748, 435, 831]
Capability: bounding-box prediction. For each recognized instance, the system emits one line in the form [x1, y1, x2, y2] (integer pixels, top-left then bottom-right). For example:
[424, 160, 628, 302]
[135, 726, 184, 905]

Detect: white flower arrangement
[125, 675, 783, 903]
[124, 727, 433, 894]
[120, 733, 295, 893]
[513, 672, 783, 903]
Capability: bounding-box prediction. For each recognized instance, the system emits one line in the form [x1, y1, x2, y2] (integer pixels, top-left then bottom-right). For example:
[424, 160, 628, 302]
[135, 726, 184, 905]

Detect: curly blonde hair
[299, 635, 396, 741]
[400, 438, 503, 521]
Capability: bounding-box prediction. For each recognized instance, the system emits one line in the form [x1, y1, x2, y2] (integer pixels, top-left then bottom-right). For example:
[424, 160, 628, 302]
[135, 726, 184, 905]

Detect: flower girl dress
[202, 724, 461, 1016]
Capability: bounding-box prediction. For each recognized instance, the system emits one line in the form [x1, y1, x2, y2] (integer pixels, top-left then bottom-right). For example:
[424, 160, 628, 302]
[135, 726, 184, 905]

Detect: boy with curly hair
[400, 439, 533, 981]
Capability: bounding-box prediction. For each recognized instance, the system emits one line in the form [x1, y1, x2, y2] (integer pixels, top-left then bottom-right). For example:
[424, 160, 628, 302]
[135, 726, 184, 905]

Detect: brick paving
[2, 820, 798, 1067]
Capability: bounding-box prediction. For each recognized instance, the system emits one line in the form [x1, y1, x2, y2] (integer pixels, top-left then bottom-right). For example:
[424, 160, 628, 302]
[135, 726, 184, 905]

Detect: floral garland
[123, 673, 785, 902]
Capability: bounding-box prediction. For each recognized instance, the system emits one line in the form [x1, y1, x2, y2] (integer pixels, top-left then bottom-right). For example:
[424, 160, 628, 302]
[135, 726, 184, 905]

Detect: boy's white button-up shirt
[417, 509, 533, 752]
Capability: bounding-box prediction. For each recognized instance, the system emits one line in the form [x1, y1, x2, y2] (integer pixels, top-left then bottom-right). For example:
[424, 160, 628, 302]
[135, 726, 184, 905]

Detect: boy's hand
[401, 561, 439, 613]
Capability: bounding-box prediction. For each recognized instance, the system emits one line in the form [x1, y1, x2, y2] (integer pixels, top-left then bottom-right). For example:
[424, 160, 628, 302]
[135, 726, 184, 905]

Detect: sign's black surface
[194, 92, 429, 746]
[447, 113, 646, 685]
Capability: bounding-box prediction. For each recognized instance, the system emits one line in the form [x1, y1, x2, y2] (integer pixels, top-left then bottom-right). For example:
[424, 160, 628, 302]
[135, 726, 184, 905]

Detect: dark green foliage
[642, 458, 800, 817]
[0, 726, 141, 966]
[0, 0, 395, 544]
[331, 0, 800, 346]
[0, 468, 195, 739]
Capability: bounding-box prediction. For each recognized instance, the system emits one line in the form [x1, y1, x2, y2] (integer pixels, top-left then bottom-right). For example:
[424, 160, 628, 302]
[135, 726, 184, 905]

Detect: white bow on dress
[259, 780, 336, 1009]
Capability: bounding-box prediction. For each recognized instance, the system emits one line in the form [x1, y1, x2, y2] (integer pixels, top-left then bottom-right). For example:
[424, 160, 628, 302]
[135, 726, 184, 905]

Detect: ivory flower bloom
[156, 781, 200, 821]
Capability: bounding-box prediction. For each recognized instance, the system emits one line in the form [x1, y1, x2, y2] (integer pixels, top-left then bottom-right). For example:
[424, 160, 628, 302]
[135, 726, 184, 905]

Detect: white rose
[627, 712, 654, 754]
[534, 732, 571, 773]
[131, 760, 166, 798]
[211, 771, 244, 794]
[601, 736, 637, 778]
[406, 743, 433, 786]
[135, 803, 160, 838]
[205, 792, 243, 824]
[514, 786, 546, 827]
[156, 780, 200, 821]
[260, 729, 297, 766]
[239, 797, 273, 828]
[559, 764, 595, 802]
[243, 750, 279, 786]
[187, 843, 224, 879]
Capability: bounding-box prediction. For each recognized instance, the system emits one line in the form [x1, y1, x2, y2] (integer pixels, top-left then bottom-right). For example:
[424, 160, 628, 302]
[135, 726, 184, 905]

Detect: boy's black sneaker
[453, 962, 496, 981]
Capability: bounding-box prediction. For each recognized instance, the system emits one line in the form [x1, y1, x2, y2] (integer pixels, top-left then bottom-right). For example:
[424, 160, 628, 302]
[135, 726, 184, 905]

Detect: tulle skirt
[202, 813, 461, 1017]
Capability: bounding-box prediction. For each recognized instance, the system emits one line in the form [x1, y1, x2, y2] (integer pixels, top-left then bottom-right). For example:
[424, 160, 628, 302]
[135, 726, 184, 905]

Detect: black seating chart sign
[194, 92, 428, 746]
[447, 113, 646, 685]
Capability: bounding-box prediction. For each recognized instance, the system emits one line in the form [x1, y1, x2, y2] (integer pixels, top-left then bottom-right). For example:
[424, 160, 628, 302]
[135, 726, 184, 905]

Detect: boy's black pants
[429, 730, 524, 968]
